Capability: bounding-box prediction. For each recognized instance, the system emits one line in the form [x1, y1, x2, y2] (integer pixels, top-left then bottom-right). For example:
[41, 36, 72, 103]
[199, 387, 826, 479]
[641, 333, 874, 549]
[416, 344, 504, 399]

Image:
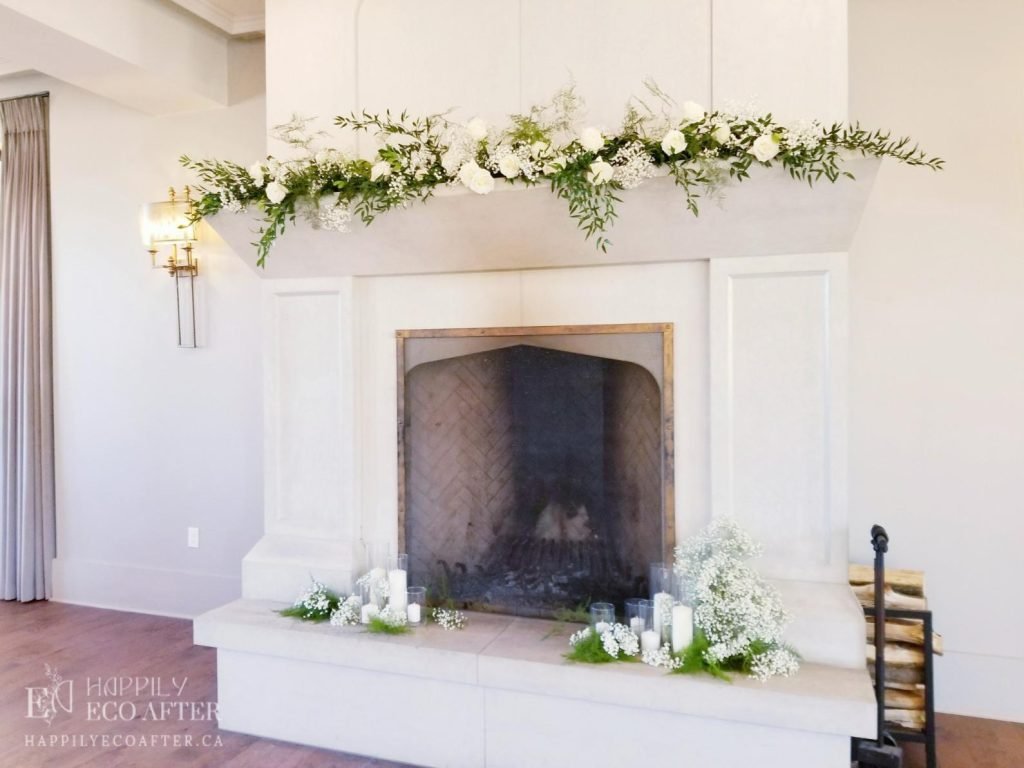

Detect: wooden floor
[1, 601, 1021, 768]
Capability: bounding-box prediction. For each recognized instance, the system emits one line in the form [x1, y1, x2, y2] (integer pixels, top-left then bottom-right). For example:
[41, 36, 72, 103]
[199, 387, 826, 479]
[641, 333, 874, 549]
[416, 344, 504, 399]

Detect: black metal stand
[863, 605, 937, 768]
[854, 525, 904, 768]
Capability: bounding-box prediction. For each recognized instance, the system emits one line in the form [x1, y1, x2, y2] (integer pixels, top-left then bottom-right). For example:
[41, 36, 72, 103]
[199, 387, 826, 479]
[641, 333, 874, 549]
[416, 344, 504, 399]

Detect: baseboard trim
[52, 557, 241, 619]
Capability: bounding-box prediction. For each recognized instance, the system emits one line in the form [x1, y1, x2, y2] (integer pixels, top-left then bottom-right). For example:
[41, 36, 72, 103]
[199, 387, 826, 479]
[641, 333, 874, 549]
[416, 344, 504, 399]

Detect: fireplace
[397, 324, 674, 617]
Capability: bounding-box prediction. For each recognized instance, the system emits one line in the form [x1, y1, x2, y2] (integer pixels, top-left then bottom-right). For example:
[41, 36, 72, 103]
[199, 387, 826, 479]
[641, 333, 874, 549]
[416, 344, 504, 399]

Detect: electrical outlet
[187, 527, 200, 548]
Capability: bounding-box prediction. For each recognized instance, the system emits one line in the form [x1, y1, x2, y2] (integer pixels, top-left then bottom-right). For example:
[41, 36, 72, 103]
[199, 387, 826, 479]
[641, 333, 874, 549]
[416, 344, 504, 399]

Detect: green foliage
[367, 616, 412, 635]
[564, 629, 639, 664]
[180, 86, 943, 267]
[552, 600, 591, 625]
[671, 631, 732, 682]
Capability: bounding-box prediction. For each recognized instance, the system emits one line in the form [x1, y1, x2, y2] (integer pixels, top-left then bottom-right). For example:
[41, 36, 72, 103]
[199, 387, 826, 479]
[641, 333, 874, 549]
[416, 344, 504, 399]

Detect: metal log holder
[854, 524, 905, 768]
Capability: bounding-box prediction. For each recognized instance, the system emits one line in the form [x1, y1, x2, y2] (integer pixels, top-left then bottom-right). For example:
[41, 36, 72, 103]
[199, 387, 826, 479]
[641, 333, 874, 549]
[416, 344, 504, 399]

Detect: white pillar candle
[360, 603, 379, 624]
[629, 617, 644, 636]
[652, 592, 673, 637]
[671, 604, 694, 653]
[595, 621, 612, 635]
[407, 602, 421, 624]
[388, 568, 408, 611]
[640, 629, 661, 655]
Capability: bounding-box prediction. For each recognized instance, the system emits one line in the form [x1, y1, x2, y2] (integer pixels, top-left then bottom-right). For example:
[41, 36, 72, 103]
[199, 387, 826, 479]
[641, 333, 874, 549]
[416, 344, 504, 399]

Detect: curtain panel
[0, 94, 55, 601]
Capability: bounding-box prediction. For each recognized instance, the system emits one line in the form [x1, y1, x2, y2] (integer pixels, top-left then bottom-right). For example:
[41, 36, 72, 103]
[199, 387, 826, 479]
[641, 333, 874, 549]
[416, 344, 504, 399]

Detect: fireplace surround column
[241, 277, 359, 601]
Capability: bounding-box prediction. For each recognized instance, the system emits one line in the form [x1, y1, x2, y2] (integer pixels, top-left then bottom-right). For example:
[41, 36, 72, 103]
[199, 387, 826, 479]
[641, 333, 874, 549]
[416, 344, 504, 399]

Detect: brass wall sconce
[141, 186, 199, 348]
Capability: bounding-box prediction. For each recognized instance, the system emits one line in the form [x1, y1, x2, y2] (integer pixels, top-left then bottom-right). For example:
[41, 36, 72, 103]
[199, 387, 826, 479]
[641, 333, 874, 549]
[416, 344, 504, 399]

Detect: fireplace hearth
[397, 324, 674, 617]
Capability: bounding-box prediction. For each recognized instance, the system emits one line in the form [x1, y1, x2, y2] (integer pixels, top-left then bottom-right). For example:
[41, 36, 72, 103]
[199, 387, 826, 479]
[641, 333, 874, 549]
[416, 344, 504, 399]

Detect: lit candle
[640, 629, 660, 655]
[652, 592, 673, 638]
[388, 568, 408, 612]
[671, 604, 694, 653]
[629, 617, 644, 636]
[407, 602, 421, 624]
[361, 603, 379, 624]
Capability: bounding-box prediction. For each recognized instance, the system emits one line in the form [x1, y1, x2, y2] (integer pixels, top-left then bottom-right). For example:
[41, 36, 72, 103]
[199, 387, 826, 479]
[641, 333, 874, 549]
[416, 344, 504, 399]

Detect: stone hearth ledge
[194, 598, 875, 740]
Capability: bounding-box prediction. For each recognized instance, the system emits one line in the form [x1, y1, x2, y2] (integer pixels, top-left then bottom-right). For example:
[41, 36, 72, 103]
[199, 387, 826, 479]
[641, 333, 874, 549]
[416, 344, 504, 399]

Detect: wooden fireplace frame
[395, 322, 676, 560]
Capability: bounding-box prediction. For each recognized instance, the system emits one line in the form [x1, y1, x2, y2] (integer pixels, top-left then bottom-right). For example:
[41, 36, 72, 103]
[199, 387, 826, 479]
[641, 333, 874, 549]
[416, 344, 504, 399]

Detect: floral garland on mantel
[181, 84, 942, 267]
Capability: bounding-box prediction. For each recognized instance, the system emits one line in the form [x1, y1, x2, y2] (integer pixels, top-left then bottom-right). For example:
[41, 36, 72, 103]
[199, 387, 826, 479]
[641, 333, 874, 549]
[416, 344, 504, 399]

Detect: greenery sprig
[181, 84, 942, 266]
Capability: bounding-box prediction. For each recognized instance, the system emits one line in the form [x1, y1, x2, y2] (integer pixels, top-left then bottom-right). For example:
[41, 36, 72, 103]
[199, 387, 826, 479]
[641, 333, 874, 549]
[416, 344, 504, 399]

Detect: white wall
[264, 0, 846, 156]
[849, 1, 1024, 722]
[0, 49, 266, 617]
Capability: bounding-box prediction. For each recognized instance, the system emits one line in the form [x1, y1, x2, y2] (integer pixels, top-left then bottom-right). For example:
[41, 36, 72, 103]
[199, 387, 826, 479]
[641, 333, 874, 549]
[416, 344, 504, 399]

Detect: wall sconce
[141, 186, 199, 348]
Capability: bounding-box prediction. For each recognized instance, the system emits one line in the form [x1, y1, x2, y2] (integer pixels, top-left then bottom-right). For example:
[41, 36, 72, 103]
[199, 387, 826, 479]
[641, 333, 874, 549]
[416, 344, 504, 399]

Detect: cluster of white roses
[674, 518, 800, 681]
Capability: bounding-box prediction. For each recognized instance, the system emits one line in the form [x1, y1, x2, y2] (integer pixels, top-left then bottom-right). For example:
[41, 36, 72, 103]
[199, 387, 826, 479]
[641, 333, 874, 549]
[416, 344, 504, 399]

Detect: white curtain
[0, 94, 55, 601]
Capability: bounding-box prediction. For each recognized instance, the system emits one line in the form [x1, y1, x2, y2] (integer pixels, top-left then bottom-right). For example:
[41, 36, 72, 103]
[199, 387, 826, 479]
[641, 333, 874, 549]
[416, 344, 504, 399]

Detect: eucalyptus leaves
[181, 84, 942, 267]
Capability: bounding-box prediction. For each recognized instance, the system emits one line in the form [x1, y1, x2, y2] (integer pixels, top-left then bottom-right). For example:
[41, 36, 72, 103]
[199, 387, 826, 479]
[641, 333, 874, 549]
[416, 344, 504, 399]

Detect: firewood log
[853, 583, 928, 611]
[884, 687, 925, 709]
[870, 665, 924, 686]
[866, 618, 944, 655]
[849, 564, 925, 596]
[866, 643, 925, 667]
[885, 708, 926, 730]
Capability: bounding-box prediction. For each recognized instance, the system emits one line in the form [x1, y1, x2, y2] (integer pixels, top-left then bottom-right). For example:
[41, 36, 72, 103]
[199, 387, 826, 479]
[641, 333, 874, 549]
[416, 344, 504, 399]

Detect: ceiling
[168, 0, 264, 36]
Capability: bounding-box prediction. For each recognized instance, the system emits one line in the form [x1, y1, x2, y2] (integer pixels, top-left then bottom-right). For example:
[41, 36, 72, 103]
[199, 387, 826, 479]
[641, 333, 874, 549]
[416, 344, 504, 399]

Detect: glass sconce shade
[141, 199, 196, 246]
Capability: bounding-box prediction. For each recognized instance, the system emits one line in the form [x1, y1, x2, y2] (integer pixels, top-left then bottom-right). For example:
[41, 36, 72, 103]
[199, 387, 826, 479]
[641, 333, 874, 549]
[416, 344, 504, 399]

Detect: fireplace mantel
[207, 158, 880, 279]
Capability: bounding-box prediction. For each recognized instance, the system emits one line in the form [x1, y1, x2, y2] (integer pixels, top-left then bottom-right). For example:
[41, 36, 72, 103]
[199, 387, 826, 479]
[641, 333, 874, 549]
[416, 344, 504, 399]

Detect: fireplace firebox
[397, 324, 674, 617]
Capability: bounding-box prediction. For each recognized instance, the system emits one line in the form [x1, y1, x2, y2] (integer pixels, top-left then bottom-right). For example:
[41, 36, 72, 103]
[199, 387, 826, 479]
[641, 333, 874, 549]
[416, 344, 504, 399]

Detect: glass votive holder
[387, 554, 409, 611]
[589, 602, 615, 634]
[638, 599, 660, 654]
[624, 598, 644, 637]
[406, 587, 426, 626]
[650, 562, 674, 643]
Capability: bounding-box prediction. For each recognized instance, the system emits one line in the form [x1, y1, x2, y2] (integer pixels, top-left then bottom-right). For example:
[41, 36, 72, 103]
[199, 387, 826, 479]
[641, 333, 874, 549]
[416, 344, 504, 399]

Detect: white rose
[587, 159, 614, 185]
[370, 160, 392, 181]
[661, 129, 686, 156]
[712, 124, 731, 144]
[466, 166, 495, 195]
[385, 132, 417, 148]
[457, 161, 479, 187]
[458, 161, 495, 194]
[681, 101, 706, 123]
[498, 154, 522, 179]
[265, 181, 288, 204]
[248, 163, 266, 187]
[751, 133, 781, 162]
[530, 141, 549, 159]
[465, 117, 488, 142]
[579, 126, 605, 153]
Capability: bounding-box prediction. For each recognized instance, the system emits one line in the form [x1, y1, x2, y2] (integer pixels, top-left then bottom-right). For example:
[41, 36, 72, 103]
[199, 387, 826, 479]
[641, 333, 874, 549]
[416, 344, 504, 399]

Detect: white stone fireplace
[194, 2, 878, 765]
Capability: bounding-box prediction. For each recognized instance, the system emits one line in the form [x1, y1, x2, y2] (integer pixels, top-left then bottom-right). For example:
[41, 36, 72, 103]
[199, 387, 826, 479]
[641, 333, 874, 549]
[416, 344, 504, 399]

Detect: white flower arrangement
[432, 607, 467, 631]
[642, 643, 683, 671]
[673, 518, 800, 681]
[567, 623, 639, 662]
[181, 83, 941, 267]
[329, 595, 363, 627]
[376, 604, 409, 629]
